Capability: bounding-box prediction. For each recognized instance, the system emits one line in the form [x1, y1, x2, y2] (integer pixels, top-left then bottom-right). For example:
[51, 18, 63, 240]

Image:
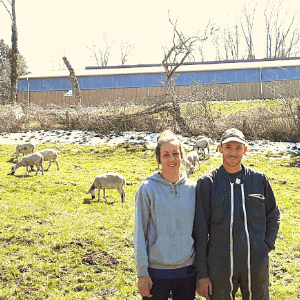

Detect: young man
[194, 128, 280, 300]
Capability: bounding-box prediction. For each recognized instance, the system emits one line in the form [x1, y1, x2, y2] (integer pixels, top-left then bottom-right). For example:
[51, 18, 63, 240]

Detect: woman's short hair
[155, 130, 184, 163]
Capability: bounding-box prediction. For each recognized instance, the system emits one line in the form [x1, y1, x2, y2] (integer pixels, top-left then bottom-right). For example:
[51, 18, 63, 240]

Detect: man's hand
[138, 276, 153, 298]
[196, 278, 213, 300]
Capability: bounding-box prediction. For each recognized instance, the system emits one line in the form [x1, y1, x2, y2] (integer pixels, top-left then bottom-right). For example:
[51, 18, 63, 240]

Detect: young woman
[134, 130, 197, 300]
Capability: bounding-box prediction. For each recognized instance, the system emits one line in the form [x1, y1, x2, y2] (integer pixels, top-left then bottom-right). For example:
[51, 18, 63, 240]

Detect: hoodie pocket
[148, 234, 194, 266]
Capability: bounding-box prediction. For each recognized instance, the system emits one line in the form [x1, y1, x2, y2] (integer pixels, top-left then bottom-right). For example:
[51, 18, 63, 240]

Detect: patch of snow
[0, 130, 299, 155]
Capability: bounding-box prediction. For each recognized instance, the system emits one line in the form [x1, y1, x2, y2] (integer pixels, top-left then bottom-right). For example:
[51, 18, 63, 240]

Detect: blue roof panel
[18, 65, 300, 92]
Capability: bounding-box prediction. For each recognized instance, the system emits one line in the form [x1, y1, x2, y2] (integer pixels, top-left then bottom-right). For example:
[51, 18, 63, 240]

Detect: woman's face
[157, 142, 182, 174]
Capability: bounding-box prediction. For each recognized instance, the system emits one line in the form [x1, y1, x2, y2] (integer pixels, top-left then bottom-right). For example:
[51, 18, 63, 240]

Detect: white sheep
[14, 142, 35, 161]
[37, 149, 59, 171]
[182, 157, 196, 177]
[186, 150, 201, 170]
[193, 137, 215, 159]
[87, 172, 126, 203]
[11, 152, 44, 176]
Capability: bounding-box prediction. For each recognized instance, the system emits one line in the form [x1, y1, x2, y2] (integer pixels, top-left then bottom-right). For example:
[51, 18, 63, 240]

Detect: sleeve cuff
[137, 267, 149, 277]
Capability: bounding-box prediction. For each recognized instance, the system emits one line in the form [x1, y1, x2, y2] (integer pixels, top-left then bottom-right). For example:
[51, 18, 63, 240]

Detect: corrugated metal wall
[18, 81, 300, 108]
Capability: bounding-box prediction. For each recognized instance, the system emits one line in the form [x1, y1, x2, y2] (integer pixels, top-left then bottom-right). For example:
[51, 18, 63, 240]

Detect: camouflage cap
[220, 128, 246, 145]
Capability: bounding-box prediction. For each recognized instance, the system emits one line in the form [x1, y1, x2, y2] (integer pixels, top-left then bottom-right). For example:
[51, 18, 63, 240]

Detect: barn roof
[20, 57, 300, 79]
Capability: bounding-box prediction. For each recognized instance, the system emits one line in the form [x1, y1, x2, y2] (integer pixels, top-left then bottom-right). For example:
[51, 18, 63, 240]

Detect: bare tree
[120, 39, 135, 65]
[223, 24, 241, 60]
[162, 13, 217, 133]
[1, 0, 18, 104]
[88, 32, 115, 67]
[240, 2, 256, 59]
[197, 19, 218, 62]
[264, 0, 300, 58]
[63, 57, 81, 106]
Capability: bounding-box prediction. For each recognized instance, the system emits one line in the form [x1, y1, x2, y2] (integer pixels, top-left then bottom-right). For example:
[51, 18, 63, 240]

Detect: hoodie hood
[145, 171, 188, 195]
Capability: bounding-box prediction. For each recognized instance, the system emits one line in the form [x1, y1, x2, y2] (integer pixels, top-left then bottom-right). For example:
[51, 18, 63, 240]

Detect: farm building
[18, 57, 300, 108]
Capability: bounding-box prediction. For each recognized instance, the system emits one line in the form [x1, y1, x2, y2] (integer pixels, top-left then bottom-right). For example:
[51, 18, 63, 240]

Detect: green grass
[0, 142, 299, 299]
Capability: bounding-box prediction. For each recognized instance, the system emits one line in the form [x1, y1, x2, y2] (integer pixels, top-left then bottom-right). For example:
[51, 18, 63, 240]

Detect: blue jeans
[142, 274, 196, 300]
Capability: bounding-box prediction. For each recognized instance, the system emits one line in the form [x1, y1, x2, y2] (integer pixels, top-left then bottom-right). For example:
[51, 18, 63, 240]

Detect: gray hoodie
[134, 172, 196, 277]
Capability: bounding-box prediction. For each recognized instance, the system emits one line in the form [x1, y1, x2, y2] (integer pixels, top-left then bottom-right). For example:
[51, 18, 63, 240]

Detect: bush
[0, 99, 299, 142]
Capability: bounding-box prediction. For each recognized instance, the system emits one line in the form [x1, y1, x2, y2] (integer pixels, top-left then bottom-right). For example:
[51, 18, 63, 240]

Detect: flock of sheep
[184, 136, 215, 176]
[9, 136, 215, 203]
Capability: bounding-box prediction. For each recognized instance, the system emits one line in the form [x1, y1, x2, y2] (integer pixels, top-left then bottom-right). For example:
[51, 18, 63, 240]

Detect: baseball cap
[220, 128, 246, 145]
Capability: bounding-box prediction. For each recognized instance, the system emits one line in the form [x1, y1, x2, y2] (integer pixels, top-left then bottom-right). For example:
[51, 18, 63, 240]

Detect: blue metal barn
[18, 57, 300, 107]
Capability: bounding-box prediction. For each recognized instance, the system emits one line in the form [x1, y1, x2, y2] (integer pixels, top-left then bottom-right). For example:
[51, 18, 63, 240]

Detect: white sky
[0, 0, 299, 75]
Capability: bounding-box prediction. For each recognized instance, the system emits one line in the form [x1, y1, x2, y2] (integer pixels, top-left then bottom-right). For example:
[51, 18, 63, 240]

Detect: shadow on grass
[83, 198, 115, 205]
[13, 174, 30, 178]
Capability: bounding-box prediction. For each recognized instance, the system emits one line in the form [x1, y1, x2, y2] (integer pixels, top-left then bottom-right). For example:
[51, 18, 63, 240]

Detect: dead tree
[224, 24, 240, 60]
[63, 56, 81, 105]
[120, 39, 135, 65]
[162, 13, 217, 134]
[88, 32, 115, 67]
[162, 15, 199, 134]
[1, 0, 18, 104]
[240, 2, 256, 59]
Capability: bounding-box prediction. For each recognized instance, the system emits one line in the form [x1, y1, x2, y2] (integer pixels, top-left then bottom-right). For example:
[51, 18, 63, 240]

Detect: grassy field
[0, 141, 299, 299]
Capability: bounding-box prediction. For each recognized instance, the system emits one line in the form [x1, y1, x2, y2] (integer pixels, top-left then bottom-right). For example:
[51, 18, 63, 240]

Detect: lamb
[182, 157, 196, 177]
[11, 152, 44, 176]
[37, 149, 59, 171]
[87, 172, 126, 203]
[14, 142, 35, 161]
[186, 150, 201, 170]
[192, 137, 215, 159]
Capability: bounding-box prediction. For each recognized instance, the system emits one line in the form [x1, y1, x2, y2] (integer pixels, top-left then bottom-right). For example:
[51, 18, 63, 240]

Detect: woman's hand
[138, 276, 153, 298]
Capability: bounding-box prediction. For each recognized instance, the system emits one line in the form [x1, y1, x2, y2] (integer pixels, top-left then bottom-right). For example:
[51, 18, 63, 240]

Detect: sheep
[182, 157, 196, 177]
[37, 149, 59, 171]
[87, 172, 126, 203]
[14, 142, 35, 161]
[11, 152, 44, 176]
[192, 137, 215, 159]
[186, 150, 201, 170]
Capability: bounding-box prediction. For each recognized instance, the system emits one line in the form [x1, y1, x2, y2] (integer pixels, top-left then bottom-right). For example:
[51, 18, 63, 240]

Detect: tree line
[88, 1, 300, 66]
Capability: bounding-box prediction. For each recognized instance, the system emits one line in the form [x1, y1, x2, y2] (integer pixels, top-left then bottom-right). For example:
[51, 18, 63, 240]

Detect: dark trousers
[142, 274, 196, 300]
[209, 260, 270, 300]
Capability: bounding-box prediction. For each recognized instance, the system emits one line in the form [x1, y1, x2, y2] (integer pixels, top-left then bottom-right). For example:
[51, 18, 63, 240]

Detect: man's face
[219, 141, 247, 173]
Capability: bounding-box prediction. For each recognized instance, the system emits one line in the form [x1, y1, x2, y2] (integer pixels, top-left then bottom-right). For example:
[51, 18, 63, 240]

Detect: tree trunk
[63, 56, 81, 105]
[10, 0, 18, 104]
[166, 75, 190, 134]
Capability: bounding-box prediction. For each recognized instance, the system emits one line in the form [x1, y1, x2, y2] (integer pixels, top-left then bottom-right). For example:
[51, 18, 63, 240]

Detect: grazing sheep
[14, 143, 35, 161]
[11, 153, 44, 176]
[186, 150, 201, 170]
[87, 172, 126, 203]
[182, 157, 196, 177]
[192, 137, 215, 159]
[37, 149, 59, 171]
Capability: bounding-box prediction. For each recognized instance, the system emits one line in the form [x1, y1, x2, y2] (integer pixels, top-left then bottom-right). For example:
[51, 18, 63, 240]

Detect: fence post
[66, 111, 70, 128]
[243, 119, 248, 137]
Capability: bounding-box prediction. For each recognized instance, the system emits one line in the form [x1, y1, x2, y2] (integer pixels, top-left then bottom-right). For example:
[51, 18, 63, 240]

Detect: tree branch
[0, 0, 12, 19]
